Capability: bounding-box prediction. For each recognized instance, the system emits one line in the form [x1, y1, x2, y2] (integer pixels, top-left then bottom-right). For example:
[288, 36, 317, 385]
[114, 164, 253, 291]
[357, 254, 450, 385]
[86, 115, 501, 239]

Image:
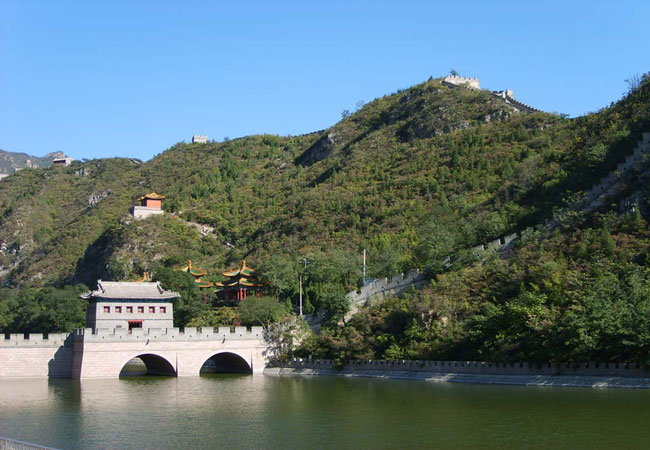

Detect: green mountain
[0, 149, 68, 175]
[2, 74, 650, 364]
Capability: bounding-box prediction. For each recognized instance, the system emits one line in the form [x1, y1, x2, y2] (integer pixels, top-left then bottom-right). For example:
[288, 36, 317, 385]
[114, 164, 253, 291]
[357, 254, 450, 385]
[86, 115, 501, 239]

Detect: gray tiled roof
[89, 281, 180, 300]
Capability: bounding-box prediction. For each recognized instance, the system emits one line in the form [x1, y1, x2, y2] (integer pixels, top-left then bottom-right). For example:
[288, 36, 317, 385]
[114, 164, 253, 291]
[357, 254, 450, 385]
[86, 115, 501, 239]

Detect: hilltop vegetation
[2, 74, 650, 365]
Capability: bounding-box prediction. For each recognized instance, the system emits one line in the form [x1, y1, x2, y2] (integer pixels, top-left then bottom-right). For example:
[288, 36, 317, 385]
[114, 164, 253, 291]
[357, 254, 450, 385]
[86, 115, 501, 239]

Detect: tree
[238, 296, 289, 327]
[153, 267, 208, 326]
[303, 250, 360, 322]
[264, 316, 310, 363]
[0, 285, 87, 333]
[257, 255, 299, 302]
[414, 215, 459, 273]
[186, 307, 241, 327]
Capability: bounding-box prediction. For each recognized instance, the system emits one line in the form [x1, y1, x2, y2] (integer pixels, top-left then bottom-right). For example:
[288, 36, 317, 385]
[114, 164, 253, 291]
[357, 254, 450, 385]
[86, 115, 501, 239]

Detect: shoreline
[264, 367, 650, 389]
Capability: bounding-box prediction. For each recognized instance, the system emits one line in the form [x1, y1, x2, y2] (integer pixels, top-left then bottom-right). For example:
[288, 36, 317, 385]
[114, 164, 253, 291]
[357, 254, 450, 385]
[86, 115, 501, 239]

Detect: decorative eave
[137, 192, 165, 201]
[223, 260, 255, 277]
[177, 260, 207, 277]
[81, 280, 180, 301]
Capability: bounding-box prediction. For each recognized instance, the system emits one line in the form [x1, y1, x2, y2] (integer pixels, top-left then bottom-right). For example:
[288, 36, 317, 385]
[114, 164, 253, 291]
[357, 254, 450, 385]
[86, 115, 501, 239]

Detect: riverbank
[264, 367, 650, 388]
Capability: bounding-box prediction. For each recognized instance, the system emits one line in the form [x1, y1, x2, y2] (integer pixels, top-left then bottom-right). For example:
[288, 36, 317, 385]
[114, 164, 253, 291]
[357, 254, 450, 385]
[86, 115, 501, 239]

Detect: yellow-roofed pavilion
[215, 260, 264, 301]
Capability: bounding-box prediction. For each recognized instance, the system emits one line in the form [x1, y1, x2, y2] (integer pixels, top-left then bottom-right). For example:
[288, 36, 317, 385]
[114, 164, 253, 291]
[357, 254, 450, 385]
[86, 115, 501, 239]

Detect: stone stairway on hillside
[576, 132, 650, 214]
[333, 131, 650, 326]
[495, 91, 542, 113]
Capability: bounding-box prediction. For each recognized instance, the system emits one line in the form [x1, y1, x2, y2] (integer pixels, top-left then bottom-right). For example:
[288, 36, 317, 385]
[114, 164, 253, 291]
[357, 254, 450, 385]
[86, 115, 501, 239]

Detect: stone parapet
[442, 75, 480, 90]
[286, 358, 650, 378]
[0, 335, 73, 378]
[0, 333, 72, 347]
[131, 205, 164, 219]
[73, 326, 263, 342]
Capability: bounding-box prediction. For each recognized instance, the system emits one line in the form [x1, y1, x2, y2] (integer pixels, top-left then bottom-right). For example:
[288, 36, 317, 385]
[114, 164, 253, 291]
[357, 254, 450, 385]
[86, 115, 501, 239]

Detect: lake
[1, 374, 650, 449]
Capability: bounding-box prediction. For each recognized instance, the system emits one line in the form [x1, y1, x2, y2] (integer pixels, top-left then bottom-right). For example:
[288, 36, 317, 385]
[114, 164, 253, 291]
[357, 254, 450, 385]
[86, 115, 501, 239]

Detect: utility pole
[299, 257, 308, 316]
[299, 272, 303, 317]
[363, 249, 366, 285]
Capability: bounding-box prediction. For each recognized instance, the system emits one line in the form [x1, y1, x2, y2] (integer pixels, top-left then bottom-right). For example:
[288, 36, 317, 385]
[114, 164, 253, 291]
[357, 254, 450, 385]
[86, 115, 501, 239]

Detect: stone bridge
[0, 326, 268, 379]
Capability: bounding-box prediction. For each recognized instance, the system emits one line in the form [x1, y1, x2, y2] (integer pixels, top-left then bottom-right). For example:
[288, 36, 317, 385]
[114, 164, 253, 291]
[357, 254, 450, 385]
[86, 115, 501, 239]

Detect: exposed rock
[88, 190, 111, 207]
[295, 131, 339, 166]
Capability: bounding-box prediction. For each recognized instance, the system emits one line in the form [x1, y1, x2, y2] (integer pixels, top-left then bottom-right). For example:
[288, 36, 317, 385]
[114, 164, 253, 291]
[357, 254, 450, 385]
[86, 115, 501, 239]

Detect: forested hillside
[2, 74, 650, 364]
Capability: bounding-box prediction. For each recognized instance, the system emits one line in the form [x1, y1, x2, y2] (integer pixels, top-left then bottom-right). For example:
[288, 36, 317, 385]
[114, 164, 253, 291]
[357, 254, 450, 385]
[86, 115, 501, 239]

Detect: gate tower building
[81, 280, 180, 332]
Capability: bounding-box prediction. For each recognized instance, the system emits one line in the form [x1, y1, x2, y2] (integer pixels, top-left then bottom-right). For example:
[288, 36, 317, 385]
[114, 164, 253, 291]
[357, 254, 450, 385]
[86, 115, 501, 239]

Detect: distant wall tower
[52, 157, 74, 167]
[192, 135, 208, 144]
[442, 75, 480, 90]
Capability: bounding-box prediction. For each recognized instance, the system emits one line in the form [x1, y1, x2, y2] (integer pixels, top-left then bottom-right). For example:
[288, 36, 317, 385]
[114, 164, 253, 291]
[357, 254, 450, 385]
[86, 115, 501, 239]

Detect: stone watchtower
[80, 280, 180, 332]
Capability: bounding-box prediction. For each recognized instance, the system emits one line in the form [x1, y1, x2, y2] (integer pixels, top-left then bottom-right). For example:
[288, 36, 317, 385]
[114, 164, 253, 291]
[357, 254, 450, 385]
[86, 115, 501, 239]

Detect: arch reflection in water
[200, 352, 252, 374]
[119, 354, 177, 377]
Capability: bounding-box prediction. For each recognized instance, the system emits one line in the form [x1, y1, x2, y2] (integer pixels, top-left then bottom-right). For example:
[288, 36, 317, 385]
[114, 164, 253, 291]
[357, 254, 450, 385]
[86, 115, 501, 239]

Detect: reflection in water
[119, 356, 176, 377]
[1, 375, 650, 449]
[200, 352, 252, 374]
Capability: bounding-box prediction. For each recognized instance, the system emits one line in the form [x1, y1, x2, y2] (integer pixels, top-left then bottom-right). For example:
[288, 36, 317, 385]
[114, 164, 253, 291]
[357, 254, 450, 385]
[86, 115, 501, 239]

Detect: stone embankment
[266, 358, 650, 389]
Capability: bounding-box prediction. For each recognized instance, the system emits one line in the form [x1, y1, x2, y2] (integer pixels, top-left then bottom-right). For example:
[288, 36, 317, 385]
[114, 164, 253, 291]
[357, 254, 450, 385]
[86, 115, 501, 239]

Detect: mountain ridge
[0, 149, 69, 175]
[4, 74, 650, 364]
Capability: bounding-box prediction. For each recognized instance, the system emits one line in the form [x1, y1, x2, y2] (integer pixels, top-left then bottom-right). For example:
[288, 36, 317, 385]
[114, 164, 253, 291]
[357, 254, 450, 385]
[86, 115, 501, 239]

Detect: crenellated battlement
[74, 326, 264, 342]
[347, 269, 424, 305]
[1, 326, 268, 379]
[442, 75, 480, 90]
[286, 358, 650, 378]
[1, 333, 72, 347]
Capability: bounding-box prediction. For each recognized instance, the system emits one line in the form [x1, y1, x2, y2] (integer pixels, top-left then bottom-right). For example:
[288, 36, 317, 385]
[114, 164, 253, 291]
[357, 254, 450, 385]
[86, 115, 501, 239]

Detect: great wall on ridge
[340, 78, 650, 318]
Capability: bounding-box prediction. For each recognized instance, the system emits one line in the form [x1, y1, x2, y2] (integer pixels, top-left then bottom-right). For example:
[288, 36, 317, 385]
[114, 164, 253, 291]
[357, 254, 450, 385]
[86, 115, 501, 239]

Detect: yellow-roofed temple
[216, 260, 264, 301]
[137, 192, 165, 208]
[177, 260, 214, 288]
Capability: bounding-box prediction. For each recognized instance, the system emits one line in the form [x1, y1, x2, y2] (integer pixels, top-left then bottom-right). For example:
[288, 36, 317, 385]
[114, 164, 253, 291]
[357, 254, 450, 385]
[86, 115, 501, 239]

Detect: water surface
[1, 374, 650, 449]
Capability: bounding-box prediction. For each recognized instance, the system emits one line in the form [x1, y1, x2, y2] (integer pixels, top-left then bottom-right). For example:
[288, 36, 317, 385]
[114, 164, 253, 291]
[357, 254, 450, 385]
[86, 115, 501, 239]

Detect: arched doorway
[119, 353, 176, 377]
[200, 352, 252, 374]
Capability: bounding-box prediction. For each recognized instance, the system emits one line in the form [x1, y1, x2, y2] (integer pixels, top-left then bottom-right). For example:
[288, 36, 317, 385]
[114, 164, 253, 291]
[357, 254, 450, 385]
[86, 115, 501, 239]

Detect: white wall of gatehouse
[1, 327, 267, 379]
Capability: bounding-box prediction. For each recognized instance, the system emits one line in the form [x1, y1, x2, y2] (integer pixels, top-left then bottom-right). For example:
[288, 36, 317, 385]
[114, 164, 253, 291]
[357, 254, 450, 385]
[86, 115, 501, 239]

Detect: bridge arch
[200, 351, 252, 374]
[119, 353, 177, 377]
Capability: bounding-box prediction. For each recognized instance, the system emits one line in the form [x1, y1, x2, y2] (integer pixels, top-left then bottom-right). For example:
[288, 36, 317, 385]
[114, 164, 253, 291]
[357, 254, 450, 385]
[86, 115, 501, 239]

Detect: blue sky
[1, 1, 648, 161]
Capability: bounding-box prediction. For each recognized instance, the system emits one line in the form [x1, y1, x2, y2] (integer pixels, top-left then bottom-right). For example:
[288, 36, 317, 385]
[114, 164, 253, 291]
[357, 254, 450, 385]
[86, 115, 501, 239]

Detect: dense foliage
[298, 211, 650, 365]
[2, 74, 650, 366]
[0, 285, 87, 333]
